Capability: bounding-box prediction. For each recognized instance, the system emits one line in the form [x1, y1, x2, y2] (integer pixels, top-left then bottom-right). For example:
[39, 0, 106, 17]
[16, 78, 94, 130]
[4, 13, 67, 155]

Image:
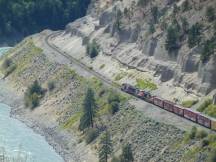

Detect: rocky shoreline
[0, 79, 72, 162]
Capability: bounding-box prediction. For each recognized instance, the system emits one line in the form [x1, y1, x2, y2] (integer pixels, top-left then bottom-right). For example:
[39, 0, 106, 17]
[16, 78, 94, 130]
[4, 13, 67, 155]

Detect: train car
[121, 84, 137, 95]
[137, 90, 153, 102]
[153, 97, 164, 108]
[173, 105, 184, 116]
[183, 109, 197, 122]
[197, 113, 211, 128]
[211, 118, 216, 131]
[163, 100, 174, 112]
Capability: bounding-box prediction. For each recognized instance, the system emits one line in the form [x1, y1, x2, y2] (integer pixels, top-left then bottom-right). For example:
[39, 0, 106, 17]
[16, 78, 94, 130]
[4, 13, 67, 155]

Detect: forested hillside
[0, 0, 90, 41]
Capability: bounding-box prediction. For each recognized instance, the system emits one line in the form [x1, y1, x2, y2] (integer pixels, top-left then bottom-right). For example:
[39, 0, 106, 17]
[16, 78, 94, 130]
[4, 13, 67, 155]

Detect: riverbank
[0, 78, 83, 162]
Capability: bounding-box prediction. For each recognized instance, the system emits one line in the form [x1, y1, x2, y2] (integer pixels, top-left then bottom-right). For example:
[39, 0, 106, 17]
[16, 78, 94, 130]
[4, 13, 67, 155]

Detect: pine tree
[99, 131, 113, 162]
[79, 88, 96, 131]
[120, 144, 134, 162]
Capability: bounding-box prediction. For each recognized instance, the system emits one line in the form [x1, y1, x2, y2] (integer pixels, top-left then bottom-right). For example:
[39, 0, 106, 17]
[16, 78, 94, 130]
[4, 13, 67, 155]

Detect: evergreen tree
[120, 144, 134, 162]
[165, 24, 180, 52]
[99, 131, 113, 162]
[188, 23, 202, 48]
[79, 88, 96, 131]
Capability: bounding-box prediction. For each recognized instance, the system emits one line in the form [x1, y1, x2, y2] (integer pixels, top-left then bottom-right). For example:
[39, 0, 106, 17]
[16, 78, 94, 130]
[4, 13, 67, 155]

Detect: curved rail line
[45, 32, 115, 87]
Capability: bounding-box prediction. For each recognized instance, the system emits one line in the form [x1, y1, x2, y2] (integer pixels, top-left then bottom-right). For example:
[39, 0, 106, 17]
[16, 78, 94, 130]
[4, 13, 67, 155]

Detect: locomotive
[121, 83, 216, 131]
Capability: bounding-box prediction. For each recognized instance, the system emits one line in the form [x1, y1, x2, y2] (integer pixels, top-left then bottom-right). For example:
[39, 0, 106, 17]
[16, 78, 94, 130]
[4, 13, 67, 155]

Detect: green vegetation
[47, 80, 56, 92]
[79, 88, 96, 131]
[114, 10, 123, 31]
[85, 128, 99, 144]
[120, 144, 134, 162]
[197, 99, 216, 118]
[138, 0, 150, 6]
[206, 6, 215, 22]
[99, 131, 113, 162]
[165, 22, 180, 53]
[1, 58, 16, 77]
[182, 127, 216, 162]
[63, 112, 82, 129]
[108, 93, 121, 115]
[24, 80, 44, 109]
[114, 72, 126, 81]
[151, 6, 159, 23]
[136, 79, 157, 90]
[181, 0, 191, 12]
[188, 23, 202, 48]
[100, 64, 105, 69]
[198, 99, 212, 112]
[149, 23, 155, 34]
[181, 100, 198, 108]
[201, 36, 216, 63]
[0, 0, 90, 38]
[86, 40, 100, 58]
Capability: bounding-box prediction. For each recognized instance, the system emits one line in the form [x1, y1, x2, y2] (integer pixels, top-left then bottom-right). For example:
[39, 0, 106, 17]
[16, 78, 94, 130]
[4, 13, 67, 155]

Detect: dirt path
[35, 31, 213, 133]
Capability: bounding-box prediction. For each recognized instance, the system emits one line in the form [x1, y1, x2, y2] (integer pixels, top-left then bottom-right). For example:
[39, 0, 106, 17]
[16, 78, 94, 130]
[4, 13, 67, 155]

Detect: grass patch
[100, 64, 105, 69]
[197, 99, 212, 112]
[197, 99, 216, 118]
[182, 100, 198, 108]
[203, 104, 216, 118]
[63, 112, 83, 129]
[114, 72, 127, 81]
[136, 79, 157, 90]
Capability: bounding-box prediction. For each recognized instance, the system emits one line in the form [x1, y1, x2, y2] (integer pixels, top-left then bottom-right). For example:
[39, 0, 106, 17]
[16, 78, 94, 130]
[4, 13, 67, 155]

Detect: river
[0, 48, 64, 162]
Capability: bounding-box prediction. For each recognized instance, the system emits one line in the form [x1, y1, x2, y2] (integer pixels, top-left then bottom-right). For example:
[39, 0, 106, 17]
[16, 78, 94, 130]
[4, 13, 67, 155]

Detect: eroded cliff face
[63, 0, 216, 95]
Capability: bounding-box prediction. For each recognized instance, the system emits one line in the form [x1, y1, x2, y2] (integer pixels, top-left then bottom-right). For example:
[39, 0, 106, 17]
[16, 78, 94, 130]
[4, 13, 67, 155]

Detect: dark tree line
[0, 0, 90, 37]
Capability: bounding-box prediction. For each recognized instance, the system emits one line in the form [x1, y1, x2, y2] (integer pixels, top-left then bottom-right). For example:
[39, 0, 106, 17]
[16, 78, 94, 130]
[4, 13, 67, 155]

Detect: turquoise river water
[0, 48, 64, 162]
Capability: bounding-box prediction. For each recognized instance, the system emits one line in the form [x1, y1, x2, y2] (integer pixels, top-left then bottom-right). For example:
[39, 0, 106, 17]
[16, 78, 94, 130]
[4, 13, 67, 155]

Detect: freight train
[121, 83, 216, 131]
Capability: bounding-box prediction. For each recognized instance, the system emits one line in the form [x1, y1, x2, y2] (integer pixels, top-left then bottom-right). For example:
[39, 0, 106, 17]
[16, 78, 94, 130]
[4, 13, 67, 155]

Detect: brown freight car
[184, 109, 197, 122]
[153, 97, 164, 108]
[163, 100, 174, 112]
[197, 113, 211, 128]
[173, 105, 184, 116]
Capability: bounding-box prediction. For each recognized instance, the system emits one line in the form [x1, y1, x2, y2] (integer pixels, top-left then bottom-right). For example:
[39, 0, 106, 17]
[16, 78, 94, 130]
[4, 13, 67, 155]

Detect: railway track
[45, 32, 115, 88]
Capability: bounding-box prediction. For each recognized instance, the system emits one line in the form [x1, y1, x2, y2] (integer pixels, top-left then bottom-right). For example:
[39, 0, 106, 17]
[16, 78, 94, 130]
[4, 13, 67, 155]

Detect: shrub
[196, 130, 208, 139]
[188, 23, 202, 48]
[108, 93, 120, 104]
[85, 128, 99, 144]
[136, 79, 157, 90]
[208, 149, 216, 162]
[189, 126, 197, 139]
[182, 0, 191, 12]
[151, 6, 159, 23]
[24, 80, 44, 109]
[201, 138, 209, 147]
[182, 100, 198, 108]
[1, 58, 16, 77]
[109, 101, 120, 115]
[197, 99, 212, 112]
[201, 37, 216, 63]
[206, 7, 215, 22]
[149, 23, 155, 33]
[108, 93, 121, 115]
[208, 134, 216, 143]
[2, 58, 12, 69]
[86, 40, 100, 58]
[138, 0, 150, 6]
[204, 104, 216, 118]
[47, 81, 55, 91]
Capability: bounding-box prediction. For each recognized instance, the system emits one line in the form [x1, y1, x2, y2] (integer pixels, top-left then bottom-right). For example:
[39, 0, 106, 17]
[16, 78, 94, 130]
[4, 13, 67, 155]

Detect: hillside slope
[52, 0, 216, 97]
